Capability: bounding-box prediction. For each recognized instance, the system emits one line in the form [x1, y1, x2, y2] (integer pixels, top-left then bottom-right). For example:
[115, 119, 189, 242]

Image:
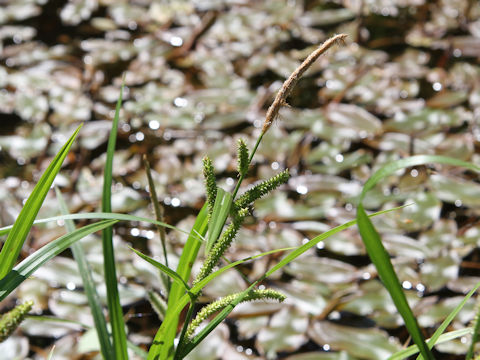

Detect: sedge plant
[1, 32, 480, 360]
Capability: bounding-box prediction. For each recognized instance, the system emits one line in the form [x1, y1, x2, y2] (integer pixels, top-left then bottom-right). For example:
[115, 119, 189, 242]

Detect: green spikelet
[0, 300, 34, 342]
[194, 208, 249, 284]
[186, 289, 285, 339]
[237, 139, 249, 177]
[203, 157, 217, 216]
[235, 169, 289, 209]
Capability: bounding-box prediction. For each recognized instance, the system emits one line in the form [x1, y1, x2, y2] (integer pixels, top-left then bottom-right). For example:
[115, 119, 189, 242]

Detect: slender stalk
[172, 34, 347, 359]
[232, 34, 346, 199]
[143, 155, 171, 293]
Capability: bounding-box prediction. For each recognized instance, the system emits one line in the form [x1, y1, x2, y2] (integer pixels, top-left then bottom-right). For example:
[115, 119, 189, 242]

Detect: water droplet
[56, 219, 65, 226]
[410, 169, 418, 177]
[128, 134, 137, 143]
[258, 284, 266, 290]
[173, 97, 188, 107]
[323, 344, 331, 351]
[128, 21, 137, 30]
[345, 203, 353, 211]
[416, 283, 425, 292]
[132, 181, 141, 189]
[149, 120, 160, 130]
[302, 238, 309, 245]
[268, 221, 277, 229]
[170, 36, 183, 47]
[66, 282, 76, 291]
[316, 241, 325, 250]
[171, 197, 181, 207]
[296, 185, 308, 194]
[226, 177, 234, 186]
[13, 35, 22, 44]
[362, 272, 371, 280]
[329, 311, 340, 320]
[453, 48, 462, 57]
[454, 199, 462, 207]
[17, 157, 25, 165]
[163, 131, 172, 141]
[402, 280, 412, 290]
[432, 82, 442, 91]
[83, 55, 93, 65]
[145, 230, 155, 239]
[335, 154, 344, 163]
[271, 161, 279, 170]
[236, 345, 244, 353]
[245, 348, 253, 356]
[131, 228, 140, 236]
[194, 112, 204, 123]
[164, 197, 171, 205]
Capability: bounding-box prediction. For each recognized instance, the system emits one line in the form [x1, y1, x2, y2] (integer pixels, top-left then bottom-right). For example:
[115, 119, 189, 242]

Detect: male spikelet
[185, 289, 285, 339]
[0, 300, 33, 342]
[235, 169, 289, 209]
[194, 207, 249, 284]
[203, 156, 217, 216]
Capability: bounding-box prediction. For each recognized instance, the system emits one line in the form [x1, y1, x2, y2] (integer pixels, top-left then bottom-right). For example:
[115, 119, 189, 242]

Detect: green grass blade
[0, 124, 82, 279]
[467, 307, 480, 360]
[356, 155, 480, 360]
[102, 80, 128, 359]
[418, 281, 480, 360]
[130, 247, 190, 291]
[55, 187, 114, 359]
[357, 204, 433, 360]
[205, 188, 232, 255]
[178, 206, 404, 358]
[0, 220, 118, 302]
[148, 203, 209, 360]
[389, 328, 473, 360]
[0, 212, 192, 237]
[150, 247, 296, 359]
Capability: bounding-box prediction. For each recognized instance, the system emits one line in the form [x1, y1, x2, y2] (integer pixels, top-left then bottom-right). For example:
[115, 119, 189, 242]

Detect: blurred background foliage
[0, 0, 480, 359]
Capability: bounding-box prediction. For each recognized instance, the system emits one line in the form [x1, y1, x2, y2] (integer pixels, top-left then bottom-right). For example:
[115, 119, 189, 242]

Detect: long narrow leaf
[356, 155, 480, 360]
[148, 203, 209, 360]
[357, 205, 433, 359]
[390, 328, 473, 360]
[0, 220, 118, 301]
[467, 299, 480, 359]
[151, 207, 402, 359]
[205, 188, 232, 255]
[130, 247, 190, 291]
[0, 125, 82, 279]
[102, 80, 128, 359]
[178, 206, 404, 358]
[55, 188, 114, 359]
[417, 281, 480, 360]
[0, 212, 191, 237]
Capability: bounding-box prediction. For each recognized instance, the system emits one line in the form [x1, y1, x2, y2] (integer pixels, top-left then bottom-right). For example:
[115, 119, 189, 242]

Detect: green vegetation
[1, 1, 480, 359]
[1, 33, 480, 360]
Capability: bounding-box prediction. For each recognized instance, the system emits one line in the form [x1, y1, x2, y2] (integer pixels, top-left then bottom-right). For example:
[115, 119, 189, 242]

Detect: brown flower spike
[262, 33, 347, 133]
